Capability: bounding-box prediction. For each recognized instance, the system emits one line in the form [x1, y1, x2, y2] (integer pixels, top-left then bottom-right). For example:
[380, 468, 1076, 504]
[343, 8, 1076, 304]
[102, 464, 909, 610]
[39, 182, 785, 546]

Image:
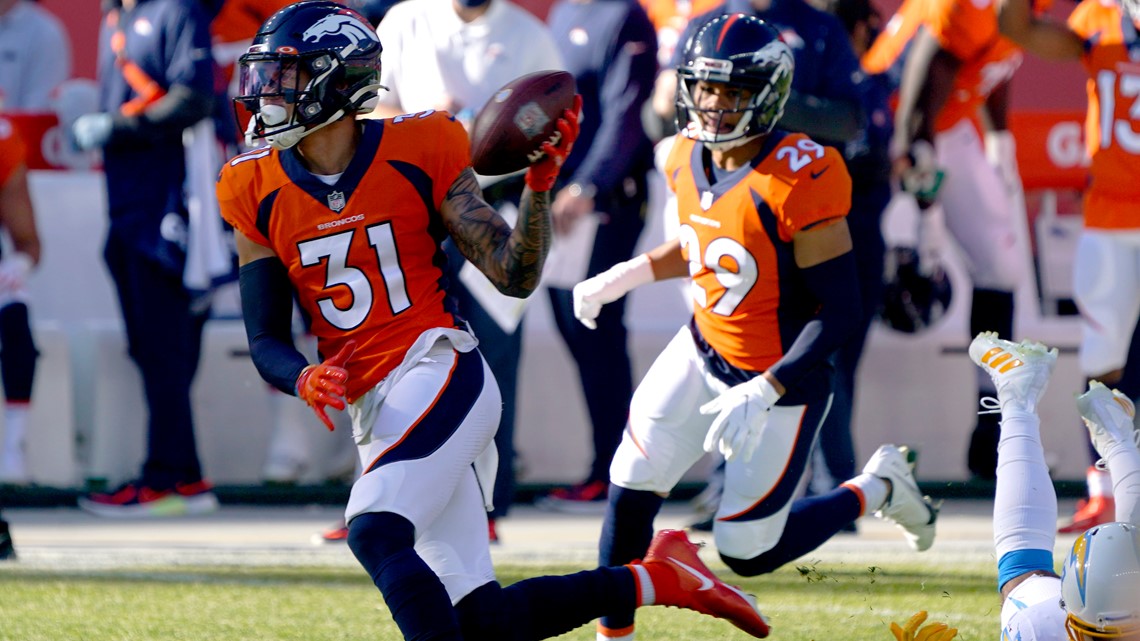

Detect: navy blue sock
[454, 567, 637, 641]
[347, 512, 462, 641]
[721, 486, 861, 576]
[0, 303, 37, 401]
[598, 484, 664, 634]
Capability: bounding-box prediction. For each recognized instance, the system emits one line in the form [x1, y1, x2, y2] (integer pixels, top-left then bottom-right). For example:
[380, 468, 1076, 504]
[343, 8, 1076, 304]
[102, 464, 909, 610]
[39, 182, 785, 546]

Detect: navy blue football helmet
[675, 14, 794, 150]
[236, 1, 383, 149]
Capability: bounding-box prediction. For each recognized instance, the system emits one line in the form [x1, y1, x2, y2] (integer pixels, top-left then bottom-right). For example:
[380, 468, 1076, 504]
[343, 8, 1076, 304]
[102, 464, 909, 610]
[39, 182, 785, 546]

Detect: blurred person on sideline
[71, 0, 234, 517]
[0, 0, 71, 111]
[1000, 0, 1140, 534]
[368, 0, 563, 542]
[579, 15, 938, 641]
[0, 113, 41, 549]
[218, 4, 772, 639]
[805, 0, 893, 510]
[969, 332, 1140, 640]
[863, 0, 1029, 481]
[538, 0, 658, 511]
[0, 2, 58, 484]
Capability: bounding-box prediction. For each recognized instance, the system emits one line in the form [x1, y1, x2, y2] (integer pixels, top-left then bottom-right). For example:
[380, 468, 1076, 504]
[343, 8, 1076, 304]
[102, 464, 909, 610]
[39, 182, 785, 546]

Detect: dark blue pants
[547, 180, 646, 483]
[104, 233, 208, 489]
[814, 179, 889, 487]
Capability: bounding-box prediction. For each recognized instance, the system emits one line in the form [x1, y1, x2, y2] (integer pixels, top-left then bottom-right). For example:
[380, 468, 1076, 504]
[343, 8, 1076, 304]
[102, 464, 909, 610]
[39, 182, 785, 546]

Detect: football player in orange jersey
[1000, 0, 1140, 534]
[575, 15, 939, 641]
[217, 3, 773, 639]
[863, 0, 1031, 482]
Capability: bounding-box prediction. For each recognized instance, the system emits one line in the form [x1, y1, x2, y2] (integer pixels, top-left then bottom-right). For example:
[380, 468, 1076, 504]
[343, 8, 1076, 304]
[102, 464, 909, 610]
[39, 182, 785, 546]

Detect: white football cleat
[863, 445, 938, 552]
[1078, 380, 1139, 469]
[968, 332, 1057, 413]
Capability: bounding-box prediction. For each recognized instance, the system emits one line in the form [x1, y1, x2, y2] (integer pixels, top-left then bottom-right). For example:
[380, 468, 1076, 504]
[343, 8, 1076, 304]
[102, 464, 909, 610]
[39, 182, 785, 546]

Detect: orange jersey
[211, 0, 293, 45]
[0, 118, 27, 187]
[640, 0, 721, 64]
[217, 112, 469, 402]
[1069, 0, 1140, 229]
[863, 0, 1023, 132]
[665, 132, 852, 373]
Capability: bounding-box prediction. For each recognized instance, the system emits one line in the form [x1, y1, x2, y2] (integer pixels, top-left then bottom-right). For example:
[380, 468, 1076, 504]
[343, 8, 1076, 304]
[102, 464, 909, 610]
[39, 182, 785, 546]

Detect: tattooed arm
[439, 167, 552, 298]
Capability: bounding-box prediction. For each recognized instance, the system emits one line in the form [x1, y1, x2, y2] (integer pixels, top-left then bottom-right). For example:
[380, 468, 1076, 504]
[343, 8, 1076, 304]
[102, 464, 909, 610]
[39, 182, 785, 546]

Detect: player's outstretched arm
[440, 168, 550, 298]
[571, 239, 685, 330]
[441, 98, 581, 298]
[998, 0, 1083, 61]
[0, 161, 40, 294]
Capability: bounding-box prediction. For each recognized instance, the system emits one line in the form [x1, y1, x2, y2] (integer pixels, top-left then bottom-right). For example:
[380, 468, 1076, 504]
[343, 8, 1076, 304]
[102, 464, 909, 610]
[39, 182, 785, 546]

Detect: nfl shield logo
[514, 102, 550, 140]
[327, 191, 346, 212]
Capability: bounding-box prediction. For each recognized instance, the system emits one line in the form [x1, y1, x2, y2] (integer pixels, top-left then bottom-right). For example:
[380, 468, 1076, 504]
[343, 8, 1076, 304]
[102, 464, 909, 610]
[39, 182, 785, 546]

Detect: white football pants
[609, 328, 832, 560]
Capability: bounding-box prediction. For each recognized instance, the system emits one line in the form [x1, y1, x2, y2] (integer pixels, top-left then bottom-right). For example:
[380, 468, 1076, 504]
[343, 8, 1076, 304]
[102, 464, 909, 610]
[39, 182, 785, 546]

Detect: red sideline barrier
[1, 112, 99, 171]
[1009, 110, 1089, 191]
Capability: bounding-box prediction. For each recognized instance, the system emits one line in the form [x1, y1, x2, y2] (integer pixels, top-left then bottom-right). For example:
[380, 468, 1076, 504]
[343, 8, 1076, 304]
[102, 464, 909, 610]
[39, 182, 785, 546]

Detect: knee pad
[719, 550, 779, 577]
[0, 302, 37, 401]
[455, 581, 508, 638]
[346, 511, 415, 572]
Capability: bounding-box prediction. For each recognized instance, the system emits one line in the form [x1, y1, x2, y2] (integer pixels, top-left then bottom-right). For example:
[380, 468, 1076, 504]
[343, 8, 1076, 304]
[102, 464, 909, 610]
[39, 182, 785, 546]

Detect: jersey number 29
[678, 224, 758, 316]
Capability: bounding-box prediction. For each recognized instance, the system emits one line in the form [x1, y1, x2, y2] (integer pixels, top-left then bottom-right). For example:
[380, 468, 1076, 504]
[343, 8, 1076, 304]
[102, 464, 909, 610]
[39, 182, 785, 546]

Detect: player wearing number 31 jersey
[217, 4, 782, 641]
[578, 15, 940, 641]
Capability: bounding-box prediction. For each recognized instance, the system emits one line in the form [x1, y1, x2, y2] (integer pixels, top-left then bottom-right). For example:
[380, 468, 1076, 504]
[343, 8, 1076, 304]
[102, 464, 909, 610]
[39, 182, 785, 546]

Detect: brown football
[469, 70, 576, 176]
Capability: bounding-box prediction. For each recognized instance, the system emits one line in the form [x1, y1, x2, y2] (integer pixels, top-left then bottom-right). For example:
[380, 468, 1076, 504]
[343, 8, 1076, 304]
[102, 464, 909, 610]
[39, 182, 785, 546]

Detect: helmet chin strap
[267, 108, 346, 150]
[704, 134, 761, 152]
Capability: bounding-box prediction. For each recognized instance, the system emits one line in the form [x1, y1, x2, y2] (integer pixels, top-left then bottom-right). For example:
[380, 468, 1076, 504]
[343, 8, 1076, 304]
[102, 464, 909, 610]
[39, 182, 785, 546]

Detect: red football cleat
[641, 530, 770, 638]
[1058, 496, 1115, 534]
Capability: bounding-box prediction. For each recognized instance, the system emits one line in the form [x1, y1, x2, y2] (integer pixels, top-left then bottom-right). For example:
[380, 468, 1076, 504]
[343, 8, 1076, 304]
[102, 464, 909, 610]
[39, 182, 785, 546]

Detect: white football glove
[0, 252, 33, 294]
[572, 254, 654, 329]
[700, 375, 782, 463]
[72, 112, 113, 151]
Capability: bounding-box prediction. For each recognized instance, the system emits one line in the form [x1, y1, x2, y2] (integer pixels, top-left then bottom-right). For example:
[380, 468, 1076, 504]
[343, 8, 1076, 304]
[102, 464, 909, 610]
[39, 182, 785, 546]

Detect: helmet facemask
[676, 63, 784, 150]
[237, 48, 381, 149]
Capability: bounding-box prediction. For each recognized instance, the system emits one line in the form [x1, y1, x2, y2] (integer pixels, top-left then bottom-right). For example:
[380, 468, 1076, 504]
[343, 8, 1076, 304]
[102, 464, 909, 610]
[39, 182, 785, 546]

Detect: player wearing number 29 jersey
[218, 113, 464, 402]
[580, 15, 939, 641]
[666, 130, 851, 391]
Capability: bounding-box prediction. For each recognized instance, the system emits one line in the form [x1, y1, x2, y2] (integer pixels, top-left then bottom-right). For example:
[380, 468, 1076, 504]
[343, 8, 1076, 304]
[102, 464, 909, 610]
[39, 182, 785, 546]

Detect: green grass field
[0, 555, 1001, 641]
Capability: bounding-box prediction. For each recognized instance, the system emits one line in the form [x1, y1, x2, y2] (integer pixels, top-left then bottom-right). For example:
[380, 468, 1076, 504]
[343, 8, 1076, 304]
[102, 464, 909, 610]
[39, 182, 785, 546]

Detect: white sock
[1088, 467, 1113, 497]
[1104, 443, 1140, 525]
[2, 404, 27, 454]
[629, 563, 654, 606]
[993, 409, 1056, 560]
[842, 473, 889, 516]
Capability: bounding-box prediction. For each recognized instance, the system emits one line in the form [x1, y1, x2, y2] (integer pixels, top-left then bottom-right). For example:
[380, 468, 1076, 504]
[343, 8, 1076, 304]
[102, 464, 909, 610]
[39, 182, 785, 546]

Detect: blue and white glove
[72, 113, 113, 151]
[700, 375, 782, 462]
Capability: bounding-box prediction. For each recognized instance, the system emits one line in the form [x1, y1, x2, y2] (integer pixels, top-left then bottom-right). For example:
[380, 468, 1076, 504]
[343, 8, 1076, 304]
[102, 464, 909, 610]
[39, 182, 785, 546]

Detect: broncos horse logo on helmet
[236, 1, 383, 150]
[675, 14, 794, 150]
[303, 12, 375, 48]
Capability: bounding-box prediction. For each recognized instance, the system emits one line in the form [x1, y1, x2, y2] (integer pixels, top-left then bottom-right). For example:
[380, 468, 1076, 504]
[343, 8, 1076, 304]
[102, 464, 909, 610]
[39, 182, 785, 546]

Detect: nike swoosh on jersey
[810, 166, 830, 179]
[670, 557, 715, 590]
